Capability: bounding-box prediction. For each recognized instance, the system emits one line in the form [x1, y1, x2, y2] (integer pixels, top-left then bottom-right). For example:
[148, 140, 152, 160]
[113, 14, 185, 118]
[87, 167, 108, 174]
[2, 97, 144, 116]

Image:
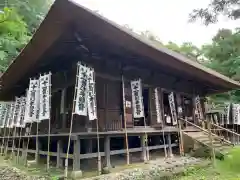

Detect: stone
[27, 160, 37, 167]
[71, 170, 83, 179]
[102, 167, 111, 174]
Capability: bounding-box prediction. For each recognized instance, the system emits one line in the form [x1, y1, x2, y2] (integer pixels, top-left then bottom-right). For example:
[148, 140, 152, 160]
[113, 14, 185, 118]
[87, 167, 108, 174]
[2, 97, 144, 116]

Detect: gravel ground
[0, 156, 208, 180]
[83, 156, 209, 180]
[0, 163, 49, 180]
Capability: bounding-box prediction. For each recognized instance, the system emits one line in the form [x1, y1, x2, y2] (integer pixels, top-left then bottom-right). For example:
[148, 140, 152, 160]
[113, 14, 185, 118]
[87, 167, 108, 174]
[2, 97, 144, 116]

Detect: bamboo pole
[207, 119, 215, 167]
[121, 74, 130, 165]
[46, 72, 52, 171]
[64, 64, 79, 179]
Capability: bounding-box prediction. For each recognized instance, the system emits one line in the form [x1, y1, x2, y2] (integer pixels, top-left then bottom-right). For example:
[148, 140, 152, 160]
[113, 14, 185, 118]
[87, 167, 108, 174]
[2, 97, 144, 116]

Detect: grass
[175, 147, 240, 180]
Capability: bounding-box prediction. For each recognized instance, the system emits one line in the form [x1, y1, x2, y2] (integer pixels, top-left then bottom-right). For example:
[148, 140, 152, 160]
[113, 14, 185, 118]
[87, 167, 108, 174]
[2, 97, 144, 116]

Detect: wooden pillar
[22, 140, 27, 162]
[167, 133, 173, 157]
[57, 139, 64, 168]
[140, 135, 147, 162]
[104, 136, 111, 168]
[73, 138, 81, 171]
[60, 88, 67, 129]
[35, 137, 41, 163]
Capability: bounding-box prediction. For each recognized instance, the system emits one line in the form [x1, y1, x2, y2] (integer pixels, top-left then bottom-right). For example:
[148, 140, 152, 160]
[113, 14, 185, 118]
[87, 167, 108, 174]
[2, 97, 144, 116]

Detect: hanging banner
[39, 73, 51, 121]
[226, 103, 231, 124]
[168, 92, 177, 125]
[232, 104, 238, 124]
[16, 97, 27, 128]
[6, 102, 15, 128]
[74, 63, 89, 116]
[236, 104, 240, 125]
[87, 68, 97, 120]
[0, 102, 10, 128]
[131, 79, 144, 118]
[25, 79, 40, 123]
[154, 88, 162, 123]
[195, 96, 204, 120]
[11, 97, 21, 128]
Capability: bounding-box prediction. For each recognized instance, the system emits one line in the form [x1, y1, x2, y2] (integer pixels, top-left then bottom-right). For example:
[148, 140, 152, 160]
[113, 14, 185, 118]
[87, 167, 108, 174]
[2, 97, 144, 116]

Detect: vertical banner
[16, 97, 27, 128]
[168, 92, 177, 125]
[131, 79, 144, 118]
[6, 102, 15, 128]
[226, 103, 231, 124]
[74, 63, 89, 116]
[25, 79, 40, 123]
[154, 88, 162, 123]
[87, 68, 97, 120]
[195, 96, 204, 120]
[39, 73, 51, 121]
[2, 103, 12, 128]
[0, 102, 10, 128]
[11, 97, 21, 128]
[232, 104, 238, 124]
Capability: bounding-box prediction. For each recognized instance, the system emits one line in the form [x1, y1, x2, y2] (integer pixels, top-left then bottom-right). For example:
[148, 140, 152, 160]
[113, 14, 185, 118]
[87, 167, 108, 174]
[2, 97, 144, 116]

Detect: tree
[165, 42, 203, 63]
[202, 28, 240, 102]
[0, 7, 30, 72]
[0, 0, 53, 33]
[189, 0, 240, 25]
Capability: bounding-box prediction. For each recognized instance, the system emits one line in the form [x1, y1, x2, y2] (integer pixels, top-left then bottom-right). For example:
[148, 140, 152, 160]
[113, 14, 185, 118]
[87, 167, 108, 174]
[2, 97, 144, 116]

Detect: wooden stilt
[16, 127, 23, 163]
[162, 130, 168, 158]
[56, 140, 63, 168]
[121, 75, 130, 165]
[96, 119, 101, 175]
[0, 126, 6, 155]
[35, 122, 40, 164]
[10, 126, 17, 159]
[167, 133, 173, 158]
[25, 122, 33, 166]
[5, 128, 12, 157]
[73, 138, 81, 171]
[104, 136, 111, 168]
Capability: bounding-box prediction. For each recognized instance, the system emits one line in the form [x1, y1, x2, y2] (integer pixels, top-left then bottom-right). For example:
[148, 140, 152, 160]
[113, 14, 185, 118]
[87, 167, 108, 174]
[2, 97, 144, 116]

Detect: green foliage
[0, 0, 53, 33]
[189, 0, 240, 25]
[0, 7, 30, 72]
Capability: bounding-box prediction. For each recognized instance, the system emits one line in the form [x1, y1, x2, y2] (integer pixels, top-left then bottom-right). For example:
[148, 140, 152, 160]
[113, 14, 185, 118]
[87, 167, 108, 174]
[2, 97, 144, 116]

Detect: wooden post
[140, 134, 147, 162]
[56, 139, 63, 168]
[207, 119, 216, 167]
[178, 120, 184, 156]
[167, 133, 173, 158]
[25, 122, 33, 166]
[104, 136, 111, 168]
[35, 134, 41, 164]
[22, 139, 27, 164]
[73, 138, 81, 171]
[16, 127, 23, 163]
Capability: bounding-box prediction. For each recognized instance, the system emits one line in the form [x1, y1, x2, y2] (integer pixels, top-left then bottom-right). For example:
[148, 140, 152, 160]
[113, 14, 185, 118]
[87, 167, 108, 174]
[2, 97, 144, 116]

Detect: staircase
[181, 118, 235, 156]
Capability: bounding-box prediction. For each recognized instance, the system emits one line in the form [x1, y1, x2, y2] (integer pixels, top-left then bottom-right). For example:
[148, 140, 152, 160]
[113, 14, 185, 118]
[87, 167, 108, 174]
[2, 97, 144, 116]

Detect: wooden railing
[179, 118, 233, 145]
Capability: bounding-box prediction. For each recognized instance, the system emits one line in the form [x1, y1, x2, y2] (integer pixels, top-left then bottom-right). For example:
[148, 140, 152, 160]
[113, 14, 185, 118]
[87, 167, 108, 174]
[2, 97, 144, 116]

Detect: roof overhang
[0, 0, 239, 96]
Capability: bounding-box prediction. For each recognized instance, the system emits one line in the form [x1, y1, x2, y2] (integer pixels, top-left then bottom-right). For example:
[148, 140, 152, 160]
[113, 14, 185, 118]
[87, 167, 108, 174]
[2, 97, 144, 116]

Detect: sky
[75, 0, 239, 47]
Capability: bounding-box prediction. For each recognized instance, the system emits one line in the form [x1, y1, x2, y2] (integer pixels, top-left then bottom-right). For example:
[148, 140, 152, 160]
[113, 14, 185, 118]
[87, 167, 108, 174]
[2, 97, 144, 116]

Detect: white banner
[25, 79, 40, 123]
[74, 64, 89, 116]
[226, 103, 230, 124]
[39, 73, 51, 121]
[0, 102, 11, 128]
[16, 97, 27, 128]
[131, 79, 144, 118]
[87, 68, 97, 120]
[11, 97, 21, 128]
[6, 102, 15, 128]
[168, 92, 177, 125]
[154, 88, 162, 123]
[1, 103, 12, 128]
